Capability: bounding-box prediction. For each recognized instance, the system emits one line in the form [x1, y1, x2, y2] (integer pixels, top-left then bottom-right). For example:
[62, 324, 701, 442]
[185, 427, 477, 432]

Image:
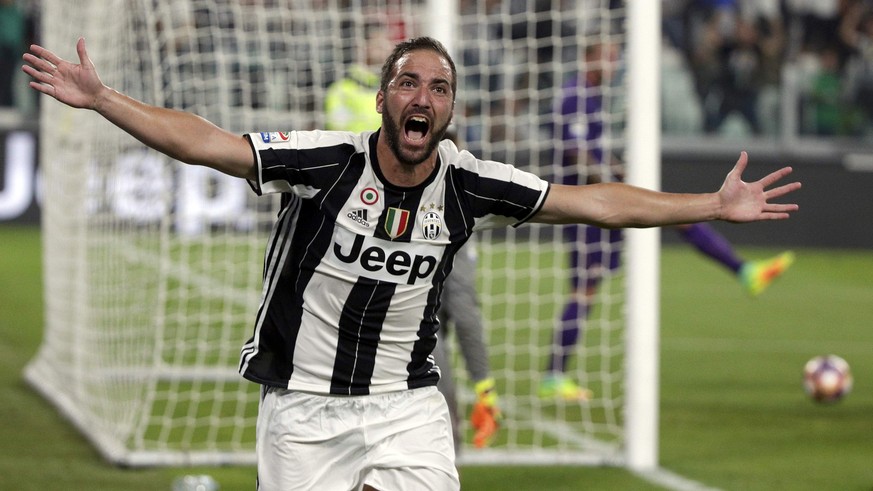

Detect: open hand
[22, 37, 106, 110]
[718, 151, 801, 222]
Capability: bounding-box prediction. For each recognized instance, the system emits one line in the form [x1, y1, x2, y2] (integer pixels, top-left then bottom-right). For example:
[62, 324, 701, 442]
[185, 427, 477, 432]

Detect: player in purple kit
[540, 41, 795, 401]
[24, 36, 799, 490]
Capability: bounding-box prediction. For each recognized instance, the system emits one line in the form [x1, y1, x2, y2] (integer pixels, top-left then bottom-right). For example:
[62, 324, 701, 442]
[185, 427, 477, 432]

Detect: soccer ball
[803, 355, 852, 403]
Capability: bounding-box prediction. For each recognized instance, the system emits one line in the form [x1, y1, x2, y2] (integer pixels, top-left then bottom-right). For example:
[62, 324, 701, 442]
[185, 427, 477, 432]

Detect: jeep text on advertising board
[0, 131, 39, 222]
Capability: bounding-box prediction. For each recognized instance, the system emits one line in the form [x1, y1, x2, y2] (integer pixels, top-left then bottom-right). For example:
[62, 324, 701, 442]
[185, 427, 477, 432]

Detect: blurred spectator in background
[840, 0, 873, 133]
[742, 0, 787, 136]
[457, 0, 511, 158]
[0, 0, 28, 108]
[686, 1, 740, 133]
[806, 43, 852, 135]
[662, 0, 873, 138]
[707, 15, 766, 134]
[785, 0, 847, 59]
[662, 0, 696, 59]
[690, 1, 771, 135]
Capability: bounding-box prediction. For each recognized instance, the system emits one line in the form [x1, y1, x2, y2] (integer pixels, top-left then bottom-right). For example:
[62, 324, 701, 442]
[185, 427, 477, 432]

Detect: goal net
[26, 0, 656, 467]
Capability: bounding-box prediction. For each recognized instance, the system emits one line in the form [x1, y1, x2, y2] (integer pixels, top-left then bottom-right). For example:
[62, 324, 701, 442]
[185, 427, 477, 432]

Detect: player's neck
[375, 136, 438, 188]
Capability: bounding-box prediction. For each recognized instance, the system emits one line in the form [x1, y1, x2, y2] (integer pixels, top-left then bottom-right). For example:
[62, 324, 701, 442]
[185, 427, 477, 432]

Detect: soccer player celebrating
[23, 36, 799, 491]
[324, 20, 501, 452]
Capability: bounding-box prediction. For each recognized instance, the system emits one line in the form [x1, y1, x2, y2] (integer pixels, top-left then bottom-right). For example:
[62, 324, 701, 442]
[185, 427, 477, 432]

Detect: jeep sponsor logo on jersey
[331, 228, 439, 285]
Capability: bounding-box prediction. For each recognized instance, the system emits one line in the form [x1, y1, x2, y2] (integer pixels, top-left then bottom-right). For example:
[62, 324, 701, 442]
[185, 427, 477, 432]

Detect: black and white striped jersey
[239, 129, 550, 395]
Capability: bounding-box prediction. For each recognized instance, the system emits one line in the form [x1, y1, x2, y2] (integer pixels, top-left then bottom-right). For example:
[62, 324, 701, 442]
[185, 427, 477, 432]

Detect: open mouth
[404, 116, 430, 143]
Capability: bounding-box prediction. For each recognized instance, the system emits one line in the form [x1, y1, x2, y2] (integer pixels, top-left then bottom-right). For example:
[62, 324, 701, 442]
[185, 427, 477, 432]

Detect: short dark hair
[379, 37, 457, 101]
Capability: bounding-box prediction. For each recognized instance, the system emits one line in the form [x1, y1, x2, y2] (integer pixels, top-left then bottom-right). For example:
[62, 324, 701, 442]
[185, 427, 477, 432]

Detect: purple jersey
[557, 75, 604, 180]
[556, 75, 621, 286]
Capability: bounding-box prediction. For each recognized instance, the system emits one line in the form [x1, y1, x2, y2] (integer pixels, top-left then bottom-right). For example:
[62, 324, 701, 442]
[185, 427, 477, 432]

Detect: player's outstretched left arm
[535, 151, 800, 228]
[22, 38, 256, 180]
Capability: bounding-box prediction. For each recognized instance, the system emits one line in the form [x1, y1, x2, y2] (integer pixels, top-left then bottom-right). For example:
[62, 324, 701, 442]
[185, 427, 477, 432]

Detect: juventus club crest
[420, 211, 442, 240]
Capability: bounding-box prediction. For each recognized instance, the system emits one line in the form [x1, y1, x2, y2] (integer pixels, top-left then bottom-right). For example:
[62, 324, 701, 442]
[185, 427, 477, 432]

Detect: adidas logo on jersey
[347, 208, 370, 227]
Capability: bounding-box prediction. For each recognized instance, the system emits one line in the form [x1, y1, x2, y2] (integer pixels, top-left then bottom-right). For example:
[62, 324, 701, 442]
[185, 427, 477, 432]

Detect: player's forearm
[94, 88, 256, 179]
[536, 183, 722, 228]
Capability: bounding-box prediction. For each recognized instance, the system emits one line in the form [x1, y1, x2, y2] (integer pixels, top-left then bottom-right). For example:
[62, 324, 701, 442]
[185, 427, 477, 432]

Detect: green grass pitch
[1, 224, 871, 490]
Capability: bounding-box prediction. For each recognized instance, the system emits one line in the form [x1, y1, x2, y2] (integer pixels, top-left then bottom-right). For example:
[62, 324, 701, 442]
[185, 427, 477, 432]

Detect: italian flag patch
[384, 207, 410, 239]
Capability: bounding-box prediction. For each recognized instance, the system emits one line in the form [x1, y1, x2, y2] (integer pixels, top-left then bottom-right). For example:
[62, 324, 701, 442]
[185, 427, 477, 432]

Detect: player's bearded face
[381, 103, 450, 167]
[379, 51, 454, 167]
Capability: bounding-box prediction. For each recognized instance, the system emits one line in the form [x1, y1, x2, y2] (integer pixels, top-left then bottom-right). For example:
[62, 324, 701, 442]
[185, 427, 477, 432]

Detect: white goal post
[25, 0, 659, 468]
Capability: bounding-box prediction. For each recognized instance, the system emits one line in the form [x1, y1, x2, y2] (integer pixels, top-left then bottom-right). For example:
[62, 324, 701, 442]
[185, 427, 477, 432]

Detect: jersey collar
[369, 130, 442, 192]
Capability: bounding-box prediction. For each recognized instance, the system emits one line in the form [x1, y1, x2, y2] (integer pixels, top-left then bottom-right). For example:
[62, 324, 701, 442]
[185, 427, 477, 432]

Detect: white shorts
[256, 385, 459, 491]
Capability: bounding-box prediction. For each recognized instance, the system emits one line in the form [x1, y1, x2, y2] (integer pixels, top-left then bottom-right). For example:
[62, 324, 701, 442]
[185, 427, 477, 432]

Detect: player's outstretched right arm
[22, 38, 256, 181]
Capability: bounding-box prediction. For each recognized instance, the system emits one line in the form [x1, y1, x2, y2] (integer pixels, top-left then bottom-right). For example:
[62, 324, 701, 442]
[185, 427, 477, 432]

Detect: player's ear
[376, 91, 384, 113]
